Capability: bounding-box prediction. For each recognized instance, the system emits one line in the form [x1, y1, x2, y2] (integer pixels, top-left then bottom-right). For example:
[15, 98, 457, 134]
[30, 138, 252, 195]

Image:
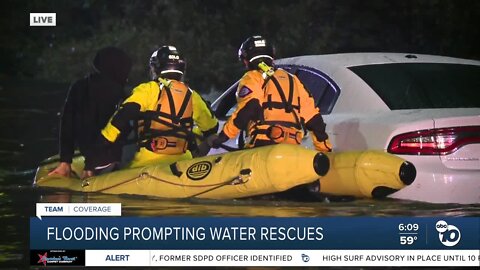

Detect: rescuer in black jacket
[48, 46, 132, 178]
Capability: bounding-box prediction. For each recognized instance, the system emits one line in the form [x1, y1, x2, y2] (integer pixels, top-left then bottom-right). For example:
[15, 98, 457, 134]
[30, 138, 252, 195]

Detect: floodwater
[0, 79, 479, 268]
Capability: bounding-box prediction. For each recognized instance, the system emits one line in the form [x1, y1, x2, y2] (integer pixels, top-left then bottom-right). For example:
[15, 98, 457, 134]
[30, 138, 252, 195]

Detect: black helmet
[238, 35, 275, 69]
[149, 45, 186, 80]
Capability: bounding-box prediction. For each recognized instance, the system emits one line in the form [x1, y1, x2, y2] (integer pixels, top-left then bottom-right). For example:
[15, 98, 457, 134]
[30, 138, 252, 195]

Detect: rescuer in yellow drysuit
[85, 46, 218, 175]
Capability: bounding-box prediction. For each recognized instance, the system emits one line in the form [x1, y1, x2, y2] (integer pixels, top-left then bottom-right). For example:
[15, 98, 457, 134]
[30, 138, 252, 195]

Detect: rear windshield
[349, 63, 480, 109]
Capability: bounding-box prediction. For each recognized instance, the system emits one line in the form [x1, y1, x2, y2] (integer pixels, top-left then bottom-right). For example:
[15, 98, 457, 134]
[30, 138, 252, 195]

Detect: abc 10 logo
[435, 220, 461, 247]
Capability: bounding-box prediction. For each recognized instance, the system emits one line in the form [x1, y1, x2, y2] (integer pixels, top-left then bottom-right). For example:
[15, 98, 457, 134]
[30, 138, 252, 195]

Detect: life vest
[137, 79, 194, 155]
[248, 67, 304, 147]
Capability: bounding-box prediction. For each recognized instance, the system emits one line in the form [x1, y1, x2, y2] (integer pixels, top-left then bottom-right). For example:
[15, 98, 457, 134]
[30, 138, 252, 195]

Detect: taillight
[388, 126, 480, 155]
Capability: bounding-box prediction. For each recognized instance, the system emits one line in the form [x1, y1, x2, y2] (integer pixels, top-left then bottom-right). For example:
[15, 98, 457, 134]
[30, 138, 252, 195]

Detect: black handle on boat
[313, 153, 330, 177]
[169, 162, 183, 177]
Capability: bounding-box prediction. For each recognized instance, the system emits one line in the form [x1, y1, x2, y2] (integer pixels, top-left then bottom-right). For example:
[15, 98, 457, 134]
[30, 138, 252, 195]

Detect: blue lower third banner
[30, 217, 480, 267]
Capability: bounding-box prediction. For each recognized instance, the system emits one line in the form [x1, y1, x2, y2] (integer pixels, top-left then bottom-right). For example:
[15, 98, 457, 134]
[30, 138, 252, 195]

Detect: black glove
[207, 132, 229, 149]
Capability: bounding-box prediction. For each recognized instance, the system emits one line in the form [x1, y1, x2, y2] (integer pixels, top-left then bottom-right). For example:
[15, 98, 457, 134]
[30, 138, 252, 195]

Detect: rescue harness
[248, 62, 305, 147]
[137, 78, 196, 155]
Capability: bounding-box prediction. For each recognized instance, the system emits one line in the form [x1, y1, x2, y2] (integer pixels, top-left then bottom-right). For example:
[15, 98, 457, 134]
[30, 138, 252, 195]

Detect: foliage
[0, 0, 479, 93]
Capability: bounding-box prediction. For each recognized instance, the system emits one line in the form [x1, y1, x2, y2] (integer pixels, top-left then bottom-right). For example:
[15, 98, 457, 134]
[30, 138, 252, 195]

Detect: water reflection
[37, 189, 480, 218]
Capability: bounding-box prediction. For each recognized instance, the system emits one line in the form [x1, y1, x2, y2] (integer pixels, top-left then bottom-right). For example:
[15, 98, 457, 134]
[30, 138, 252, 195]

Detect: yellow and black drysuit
[219, 64, 331, 152]
[85, 79, 218, 170]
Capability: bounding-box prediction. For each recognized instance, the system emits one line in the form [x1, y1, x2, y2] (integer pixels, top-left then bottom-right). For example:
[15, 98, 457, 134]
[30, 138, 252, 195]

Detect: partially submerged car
[211, 53, 480, 204]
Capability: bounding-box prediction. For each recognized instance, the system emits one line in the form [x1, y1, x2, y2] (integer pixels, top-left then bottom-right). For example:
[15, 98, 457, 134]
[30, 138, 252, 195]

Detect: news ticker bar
[80, 250, 478, 267]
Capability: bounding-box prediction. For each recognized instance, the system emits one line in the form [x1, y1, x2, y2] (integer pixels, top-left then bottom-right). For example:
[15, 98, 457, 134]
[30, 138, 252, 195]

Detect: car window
[349, 63, 480, 109]
[280, 65, 340, 114]
[212, 82, 238, 120]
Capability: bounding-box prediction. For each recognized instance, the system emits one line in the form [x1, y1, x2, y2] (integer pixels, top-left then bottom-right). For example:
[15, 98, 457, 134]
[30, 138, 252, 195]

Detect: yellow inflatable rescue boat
[321, 151, 416, 198]
[35, 144, 329, 199]
[34, 144, 416, 199]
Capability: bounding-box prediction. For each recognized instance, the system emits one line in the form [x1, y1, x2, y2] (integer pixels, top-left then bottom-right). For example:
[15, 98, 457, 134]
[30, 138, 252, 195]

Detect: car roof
[274, 53, 480, 113]
[276, 53, 480, 68]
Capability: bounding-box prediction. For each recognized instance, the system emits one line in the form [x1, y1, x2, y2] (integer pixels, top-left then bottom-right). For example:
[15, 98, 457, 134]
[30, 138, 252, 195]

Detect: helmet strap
[242, 59, 249, 69]
[149, 66, 159, 81]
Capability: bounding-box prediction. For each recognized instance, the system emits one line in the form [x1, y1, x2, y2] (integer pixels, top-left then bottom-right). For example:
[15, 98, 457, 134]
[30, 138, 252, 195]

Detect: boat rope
[186, 172, 251, 198]
[84, 169, 251, 196]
